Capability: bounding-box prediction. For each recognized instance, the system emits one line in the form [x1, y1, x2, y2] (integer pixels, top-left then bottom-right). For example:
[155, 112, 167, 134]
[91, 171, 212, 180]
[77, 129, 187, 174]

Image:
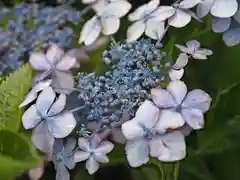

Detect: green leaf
[180, 158, 215, 180]
[0, 129, 40, 180]
[0, 64, 32, 131]
[72, 164, 94, 180]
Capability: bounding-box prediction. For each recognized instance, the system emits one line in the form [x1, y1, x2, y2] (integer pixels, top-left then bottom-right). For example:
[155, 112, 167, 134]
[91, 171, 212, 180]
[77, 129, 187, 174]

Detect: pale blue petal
[47, 112, 76, 138]
[182, 89, 212, 113]
[125, 138, 149, 167]
[86, 156, 99, 175]
[47, 94, 67, 116]
[32, 122, 54, 153]
[22, 105, 41, 129]
[212, 17, 231, 33]
[93, 153, 109, 163]
[56, 163, 70, 180]
[63, 138, 76, 155]
[181, 108, 204, 130]
[78, 138, 91, 151]
[222, 28, 240, 46]
[94, 141, 114, 154]
[64, 156, 76, 170]
[36, 87, 56, 117]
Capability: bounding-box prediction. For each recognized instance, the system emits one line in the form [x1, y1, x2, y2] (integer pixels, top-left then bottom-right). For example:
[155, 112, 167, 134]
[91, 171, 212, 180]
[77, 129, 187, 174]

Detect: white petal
[212, 17, 231, 33]
[195, 48, 213, 56]
[145, 19, 165, 40]
[182, 89, 212, 113]
[56, 55, 76, 71]
[101, 15, 120, 35]
[168, 9, 191, 28]
[181, 108, 204, 129]
[74, 151, 90, 162]
[47, 112, 76, 138]
[152, 6, 175, 21]
[93, 153, 109, 163]
[127, 20, 145, 42]
[46, 44, 64, 65]
[128, 0, 159, 21]
[78, 137, 91, 151]
[192, 52, 207, 59]
[47, 94, 66, 116]
[172, 53, 189, 69]
[175, 44, 190, 54]
[169, 68, 184, 81]
[155, 110, 185, 132]
[196, 0, 214, 18]
[22, 105, 41, 129]
[29, 52, 50, 71]
[86, 156, 99, 175]
[36, 87, 56, 116]
[150, 131, 186, 161]
[150, 88, 176, 108]
[134, 100, 160, 128]
[167, 80, 187, 105]
[179, 0, 202, 9]
[122, 119, 145, 140]
[102, 0, 132, 17]
[28, 164, 44, 180]
[211, 0, 238, 18]
[94, 141, 114, 154]
[19, 91, 38, 108]
[51, 71, 74, 94]
[125, 138, 149, 167]
[79, 16, 101, 45]
[32, 122, 54, 153]
[82, 0, 96, 4]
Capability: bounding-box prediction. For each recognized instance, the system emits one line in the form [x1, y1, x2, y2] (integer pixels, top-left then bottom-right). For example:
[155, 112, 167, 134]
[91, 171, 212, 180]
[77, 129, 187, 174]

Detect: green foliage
[0, 64, 40, 179]
[0, 130, 40, 180]
[0, 64, 32, 131]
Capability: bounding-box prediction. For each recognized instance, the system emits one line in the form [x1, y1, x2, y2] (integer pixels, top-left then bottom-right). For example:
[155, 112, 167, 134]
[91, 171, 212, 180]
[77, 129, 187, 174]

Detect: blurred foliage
[0, 64, 40, 180]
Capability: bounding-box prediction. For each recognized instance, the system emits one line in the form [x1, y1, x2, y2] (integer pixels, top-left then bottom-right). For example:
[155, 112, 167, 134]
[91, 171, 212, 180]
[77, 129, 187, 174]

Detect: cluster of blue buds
[0, 3, 81, 75]
[76, 39, 170, 124]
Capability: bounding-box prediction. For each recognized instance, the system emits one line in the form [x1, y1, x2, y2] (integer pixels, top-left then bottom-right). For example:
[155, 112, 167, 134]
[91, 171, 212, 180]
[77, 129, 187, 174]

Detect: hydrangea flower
[73, 135, 114, 174]
[197, 0, 238, 18]
[174, 40, 213, 69]
[151, 80, 212, 130]
[29, 44, 77, 94]
[19, 79, 52, 108]
[156, 0, 202, 28]
[127, 0, 165, 42]
[53, 139, 76, 180]
[211, 4, 240, 46]
[121, 100, 186, 167]
[22, 87, 76, 153]
[79, 0, 131, 45]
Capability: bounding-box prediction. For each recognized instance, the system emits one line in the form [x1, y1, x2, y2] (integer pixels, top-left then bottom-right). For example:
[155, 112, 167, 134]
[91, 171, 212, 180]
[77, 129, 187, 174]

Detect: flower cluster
[16, 0, 218, 180]
[0, 2, 81, 75]
[196, 0, 240, 46]
[76, 39, 168, 125]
